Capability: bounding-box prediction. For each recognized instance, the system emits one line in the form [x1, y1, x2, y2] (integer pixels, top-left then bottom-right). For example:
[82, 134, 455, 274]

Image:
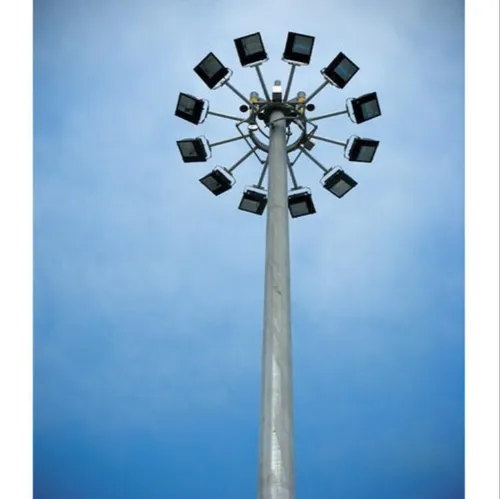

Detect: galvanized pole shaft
[258, 109, 295, 499]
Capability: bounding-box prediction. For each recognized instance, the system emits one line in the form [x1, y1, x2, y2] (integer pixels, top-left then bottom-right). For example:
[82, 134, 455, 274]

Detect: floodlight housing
[199, 167, 235, 196]
[174, 93, 205, 125]
[176, 138, 208, 163]
[301, 137, 315, 150]
[283, 32, 315, 65]
[234, 32, 268, 67]
[348, 137, 379, 163]
[322, 52, 359, 89]
[239, 187, 268, 215]
[288, 189, 316, 218]
[351, 92, 381, 124]
[322, 169, 357, 198]
[194, 52, 230, 89]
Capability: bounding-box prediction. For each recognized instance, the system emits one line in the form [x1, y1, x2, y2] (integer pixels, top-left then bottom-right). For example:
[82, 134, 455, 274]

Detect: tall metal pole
[258, 109, 294, 499]
[177, 36, 382, 499]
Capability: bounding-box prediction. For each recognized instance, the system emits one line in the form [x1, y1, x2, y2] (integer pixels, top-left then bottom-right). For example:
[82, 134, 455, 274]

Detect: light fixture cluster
[174, 31, 382, 218]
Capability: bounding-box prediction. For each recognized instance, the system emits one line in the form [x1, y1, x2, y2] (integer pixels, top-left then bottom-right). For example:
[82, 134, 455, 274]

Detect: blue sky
[33, 0, 465, 498]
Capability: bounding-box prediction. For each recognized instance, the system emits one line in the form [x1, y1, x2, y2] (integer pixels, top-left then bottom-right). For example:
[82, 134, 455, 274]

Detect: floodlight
[283, 32, 315, 65]
[348, 137, 379, 163]
[234, 32, 268, 67]
[199, 167, 235, 196]
[350, 92, 381, 124]
[306, 104, 315, 112]
[238, 187, 268, 215]
[240, 105, 249, 112]
[288, 189, 316, 218]
[321, 169, 357, 198]
[194, 52, 230, 89]
[176, 138, 208, 163]
[322, 52, 359, 89]
[174, 93, 205, 125]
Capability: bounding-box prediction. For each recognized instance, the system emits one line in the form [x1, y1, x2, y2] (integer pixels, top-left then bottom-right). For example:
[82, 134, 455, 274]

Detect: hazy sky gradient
[34, 0, 464, 498]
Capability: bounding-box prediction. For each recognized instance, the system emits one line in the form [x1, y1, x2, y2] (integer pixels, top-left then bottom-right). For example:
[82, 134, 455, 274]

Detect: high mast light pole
[174, 31, 382, 499]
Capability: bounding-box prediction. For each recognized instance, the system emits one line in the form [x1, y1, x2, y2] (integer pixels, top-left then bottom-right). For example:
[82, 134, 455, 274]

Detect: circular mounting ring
[247, 102, 308, 153]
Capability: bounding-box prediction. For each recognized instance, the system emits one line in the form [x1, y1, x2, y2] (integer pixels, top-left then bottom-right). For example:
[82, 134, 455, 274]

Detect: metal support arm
[209, 134, 250, 148]
[290, 149, 304, 167]
[236, 121, 266, 163]
[256, 160, 268, 188]
[311, 135, 347, 147]
[287, 158, 299, 189]
[225, 81, 252, 106]
[227, 146, 258, 172]
[255, 65, 271, 101]
[308, 109, 349, 122]
[283, 64, 297, 102]
[207, 110, 246, 121]
[304, 80, 329, 104]
[300, 147, 330, 173]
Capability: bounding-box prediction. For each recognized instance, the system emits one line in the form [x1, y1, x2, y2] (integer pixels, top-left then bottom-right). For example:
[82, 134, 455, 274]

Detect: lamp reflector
[288, 190, 316, 218]
[322, 169, 357, 198]
[348, 137, 379, 163]
[234, 32, 268, 67]
[322, 52, 359, 89]
[351, 92, 381, 123]
[283, 32, 315, 65]
[238, 188, 268, 215]
[194, 52, 230, 89]
[176, 138, 208, 163]
[174, 93, 205, 124]
[199, 167, 234, 196]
